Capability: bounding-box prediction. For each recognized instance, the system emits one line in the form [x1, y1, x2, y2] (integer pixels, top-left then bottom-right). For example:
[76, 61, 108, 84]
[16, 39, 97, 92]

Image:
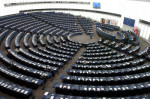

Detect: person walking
[90, 33, 93, 39]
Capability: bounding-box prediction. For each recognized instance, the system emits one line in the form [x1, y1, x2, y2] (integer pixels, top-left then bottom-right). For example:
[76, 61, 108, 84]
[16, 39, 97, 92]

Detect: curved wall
[0, 0, 150, 42]
[1, 0, 123, 27]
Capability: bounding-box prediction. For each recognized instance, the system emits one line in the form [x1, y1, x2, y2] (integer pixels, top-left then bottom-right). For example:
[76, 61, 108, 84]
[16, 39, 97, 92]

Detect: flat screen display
[123, 17, 135, 27]
[93, 2, 100, 9]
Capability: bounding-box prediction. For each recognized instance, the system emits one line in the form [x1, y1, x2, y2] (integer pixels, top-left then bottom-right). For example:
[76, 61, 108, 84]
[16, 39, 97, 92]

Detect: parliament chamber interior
[0, 0, 150, 99]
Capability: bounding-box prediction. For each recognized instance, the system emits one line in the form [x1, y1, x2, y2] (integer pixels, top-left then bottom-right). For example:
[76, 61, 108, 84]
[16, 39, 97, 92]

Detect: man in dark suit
[90, 33, 93, 39]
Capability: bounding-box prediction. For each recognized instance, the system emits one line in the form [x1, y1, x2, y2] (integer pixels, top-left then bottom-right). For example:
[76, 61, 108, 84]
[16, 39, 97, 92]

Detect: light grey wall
[148, 35, 150, 43]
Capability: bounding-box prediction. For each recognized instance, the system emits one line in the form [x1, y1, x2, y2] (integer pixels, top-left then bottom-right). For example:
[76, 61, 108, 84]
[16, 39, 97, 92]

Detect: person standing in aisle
[90, 33, 93, 39]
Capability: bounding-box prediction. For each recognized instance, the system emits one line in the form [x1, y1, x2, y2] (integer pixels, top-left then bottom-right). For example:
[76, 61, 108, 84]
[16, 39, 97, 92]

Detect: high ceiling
[131, 0, 150, 2]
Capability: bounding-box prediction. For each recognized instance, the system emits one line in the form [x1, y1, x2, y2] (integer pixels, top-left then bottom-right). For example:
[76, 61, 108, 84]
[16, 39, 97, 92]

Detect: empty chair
[54, 36, 60, 44]
[46, 35, 53, 45]
[128, 46, 140, 55]
[0, 78, 32, 98]
[120, 44, 132, 52]
[60, 36, 66, 43]
[137, 47, 150, 57]
[23, 33, 31, 48]
[15, 32, 25, 48]
[146, 54, 150, 61]
[0, 12, 149, 99]
[5, 31, 17, 49]
[0, 65, 43, 88]
[53, 81, 150, 97]
[42, 93, 150, 99]
[32, 34, 38, 47]
[39, 34, 46, 46]
[117, 31, 125, 42]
